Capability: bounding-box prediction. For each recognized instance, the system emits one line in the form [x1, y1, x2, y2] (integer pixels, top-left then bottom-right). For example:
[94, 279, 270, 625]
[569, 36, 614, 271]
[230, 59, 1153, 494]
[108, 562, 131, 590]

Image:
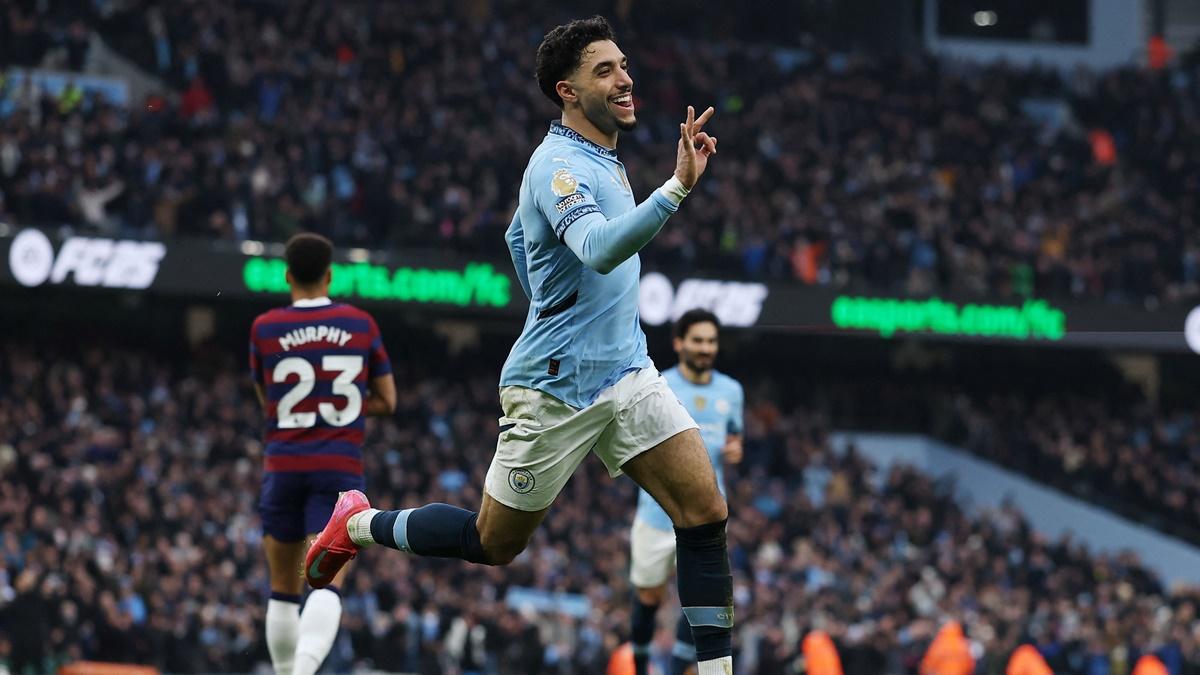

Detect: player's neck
[560, 112, 617, 150]
[679, 364, 713, 385]
[290, 287, 330, 304]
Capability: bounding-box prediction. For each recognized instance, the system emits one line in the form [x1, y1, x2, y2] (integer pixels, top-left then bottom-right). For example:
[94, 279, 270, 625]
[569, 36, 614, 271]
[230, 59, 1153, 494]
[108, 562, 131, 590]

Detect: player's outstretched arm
[558, 105, 717, 274]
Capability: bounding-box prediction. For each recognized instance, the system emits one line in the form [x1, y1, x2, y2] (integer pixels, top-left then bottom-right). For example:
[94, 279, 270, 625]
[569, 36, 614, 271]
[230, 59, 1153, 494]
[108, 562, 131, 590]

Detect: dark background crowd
[2, 0, 1200, 304]
[1, 328, 1199, 674]
[4, 0, 1200, 673]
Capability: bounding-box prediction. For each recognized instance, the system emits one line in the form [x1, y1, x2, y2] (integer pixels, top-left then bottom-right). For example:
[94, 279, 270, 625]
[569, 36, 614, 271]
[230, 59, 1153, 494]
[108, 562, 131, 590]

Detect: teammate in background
[249, 233, 396, 675]
[629, 310, 743, 675]
[305, 16, 736, 675]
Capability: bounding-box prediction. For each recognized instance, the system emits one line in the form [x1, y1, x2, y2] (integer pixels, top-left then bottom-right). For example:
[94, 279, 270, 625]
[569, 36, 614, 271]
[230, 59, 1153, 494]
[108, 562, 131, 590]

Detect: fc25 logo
[8, 229, 165, 289]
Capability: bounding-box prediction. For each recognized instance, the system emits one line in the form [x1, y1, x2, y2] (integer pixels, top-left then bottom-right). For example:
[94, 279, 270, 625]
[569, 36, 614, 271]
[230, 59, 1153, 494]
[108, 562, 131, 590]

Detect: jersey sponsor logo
[550, 168, 579, 197]
[554, 192, 587, 214]
[8, 228, 165, 289]
[508, 468, 535, 494]
[639, 273, 768, 328]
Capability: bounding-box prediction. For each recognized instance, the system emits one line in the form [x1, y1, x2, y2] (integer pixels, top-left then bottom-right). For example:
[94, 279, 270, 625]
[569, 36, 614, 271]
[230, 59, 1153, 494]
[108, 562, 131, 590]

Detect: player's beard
[682, 352, 714, 375]
[582, 92, 637, 135]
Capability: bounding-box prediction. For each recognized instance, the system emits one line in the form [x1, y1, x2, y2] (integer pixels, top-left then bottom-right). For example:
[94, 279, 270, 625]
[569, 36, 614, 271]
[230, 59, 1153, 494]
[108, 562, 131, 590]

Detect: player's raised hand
[721, 435, 743, 464]
[674, 105, 717, 190]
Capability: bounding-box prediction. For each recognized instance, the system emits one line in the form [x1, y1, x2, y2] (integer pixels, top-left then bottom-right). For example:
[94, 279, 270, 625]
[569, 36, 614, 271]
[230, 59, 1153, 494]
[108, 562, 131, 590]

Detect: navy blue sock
[369, 510, 401, 548]
[671, 612, 697, 674]
[675, 519, 733, 663]
[631, 594, 658, 675]
[269, 591, 301, 604]
[369, 503, 489, 564]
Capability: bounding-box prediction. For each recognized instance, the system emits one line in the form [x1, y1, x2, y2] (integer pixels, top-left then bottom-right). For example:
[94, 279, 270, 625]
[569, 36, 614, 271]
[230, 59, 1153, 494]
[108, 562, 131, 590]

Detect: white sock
[346, 508, 381, 547]
[293, 588, 343, 675]
[266, 598, 300, 675]
[697, 656, 733, 675]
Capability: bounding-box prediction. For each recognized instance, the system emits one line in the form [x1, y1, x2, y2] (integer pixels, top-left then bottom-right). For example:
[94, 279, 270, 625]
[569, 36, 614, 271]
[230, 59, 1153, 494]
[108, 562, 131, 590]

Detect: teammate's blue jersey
[636, 367, 744, 531]
[500, 122, 680, 409]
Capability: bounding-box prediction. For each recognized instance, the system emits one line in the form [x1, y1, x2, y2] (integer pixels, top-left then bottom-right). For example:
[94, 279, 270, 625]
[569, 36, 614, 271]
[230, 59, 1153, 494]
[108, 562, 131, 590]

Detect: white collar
[292, 297, 332, 307]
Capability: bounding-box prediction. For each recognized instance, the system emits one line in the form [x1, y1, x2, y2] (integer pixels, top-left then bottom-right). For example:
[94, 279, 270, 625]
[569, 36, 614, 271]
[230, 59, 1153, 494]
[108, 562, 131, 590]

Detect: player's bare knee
[479, 534, 528, 566]
[637, 585, 667, 606]
[675, 492, 728, 528]
[483, 543, 524, 566]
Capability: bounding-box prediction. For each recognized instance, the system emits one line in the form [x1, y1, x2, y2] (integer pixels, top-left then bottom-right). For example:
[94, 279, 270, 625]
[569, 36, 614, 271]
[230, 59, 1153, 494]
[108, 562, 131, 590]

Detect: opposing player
[249, 233, 396, 675]
[306, 16, 736, 674]
[629, 310, 743, 675]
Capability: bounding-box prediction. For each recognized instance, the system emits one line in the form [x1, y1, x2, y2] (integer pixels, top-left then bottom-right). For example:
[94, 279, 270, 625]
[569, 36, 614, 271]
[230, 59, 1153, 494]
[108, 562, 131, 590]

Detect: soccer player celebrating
[249, 233, 396, 675]
[306, 16, 735, 674]
[629, 310, 743, 675]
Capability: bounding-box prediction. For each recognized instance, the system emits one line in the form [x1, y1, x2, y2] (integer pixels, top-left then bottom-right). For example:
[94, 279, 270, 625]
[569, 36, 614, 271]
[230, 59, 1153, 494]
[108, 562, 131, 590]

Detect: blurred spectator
[0, 1, 1197, 304]
[952, 391, 1200, 545]
[2, 337, 1200, 673]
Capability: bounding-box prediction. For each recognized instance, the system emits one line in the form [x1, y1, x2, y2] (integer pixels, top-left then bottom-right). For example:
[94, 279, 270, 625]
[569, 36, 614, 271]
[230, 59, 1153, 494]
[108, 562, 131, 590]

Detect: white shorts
[484, 367, 698, 512]
[629, 515, 676, 588]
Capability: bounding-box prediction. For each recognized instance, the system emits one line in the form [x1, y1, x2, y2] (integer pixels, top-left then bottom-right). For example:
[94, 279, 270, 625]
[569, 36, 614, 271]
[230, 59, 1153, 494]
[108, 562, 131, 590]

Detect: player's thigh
[630, 517, 676, 594]
[476, 492, 550, 559]
[262, 535, 307, 595]
[483, 385, 612, 513]
[621, 429, 725, 527]
[598, 370, 724, 527]
[259, 470, 309, 589]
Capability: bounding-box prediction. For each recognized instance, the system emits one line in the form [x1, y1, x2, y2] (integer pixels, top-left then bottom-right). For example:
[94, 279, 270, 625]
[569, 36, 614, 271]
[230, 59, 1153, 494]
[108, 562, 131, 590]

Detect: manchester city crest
[508, 468, 535, 494]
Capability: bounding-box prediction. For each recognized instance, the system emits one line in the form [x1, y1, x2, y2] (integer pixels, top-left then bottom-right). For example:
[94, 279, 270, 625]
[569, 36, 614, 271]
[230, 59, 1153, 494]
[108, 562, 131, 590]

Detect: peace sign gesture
[674, 105, 718, 190]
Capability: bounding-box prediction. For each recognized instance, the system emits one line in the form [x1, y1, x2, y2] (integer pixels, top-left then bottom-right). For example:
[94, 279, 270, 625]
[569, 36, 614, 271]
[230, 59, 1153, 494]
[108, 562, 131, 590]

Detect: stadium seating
[1, 1, 1197, 303]
[1, 340, 1198, 672]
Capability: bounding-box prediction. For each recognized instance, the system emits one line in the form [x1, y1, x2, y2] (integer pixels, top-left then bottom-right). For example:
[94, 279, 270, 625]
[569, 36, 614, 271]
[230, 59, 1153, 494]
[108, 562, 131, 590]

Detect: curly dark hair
[285, 232, 333, 285]
[535, 16, 617, 109]
[675, 309, 721, 339]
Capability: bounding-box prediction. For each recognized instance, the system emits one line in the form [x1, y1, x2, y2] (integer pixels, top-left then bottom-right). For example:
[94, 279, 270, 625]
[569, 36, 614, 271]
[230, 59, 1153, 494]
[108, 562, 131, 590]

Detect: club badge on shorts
[509, 468, 535, 494]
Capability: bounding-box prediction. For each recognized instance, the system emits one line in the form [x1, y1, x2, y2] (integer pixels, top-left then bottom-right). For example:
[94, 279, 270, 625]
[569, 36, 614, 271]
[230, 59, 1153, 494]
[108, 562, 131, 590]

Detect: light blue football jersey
[500, 122, 680, 408]
[636, 367, 744, 532]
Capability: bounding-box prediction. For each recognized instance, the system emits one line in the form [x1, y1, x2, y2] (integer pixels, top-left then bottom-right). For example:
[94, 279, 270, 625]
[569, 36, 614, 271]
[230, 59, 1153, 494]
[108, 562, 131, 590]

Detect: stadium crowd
[2, 1, 1200, 304]
[947, 392, 1200, 547]
[3, 337, 1200, 674]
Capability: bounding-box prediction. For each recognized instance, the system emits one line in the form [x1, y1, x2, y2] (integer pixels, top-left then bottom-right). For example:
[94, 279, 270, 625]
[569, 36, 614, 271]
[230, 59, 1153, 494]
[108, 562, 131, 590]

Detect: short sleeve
[367, 315, 392, 377]
[249, 318, 264, 384]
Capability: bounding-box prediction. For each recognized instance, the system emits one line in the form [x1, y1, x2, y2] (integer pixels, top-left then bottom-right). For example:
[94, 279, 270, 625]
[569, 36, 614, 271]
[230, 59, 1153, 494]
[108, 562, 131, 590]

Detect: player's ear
[285, 270, 294, 287]
[555, 80, 577, 106]
[325, 268, 332, 287]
